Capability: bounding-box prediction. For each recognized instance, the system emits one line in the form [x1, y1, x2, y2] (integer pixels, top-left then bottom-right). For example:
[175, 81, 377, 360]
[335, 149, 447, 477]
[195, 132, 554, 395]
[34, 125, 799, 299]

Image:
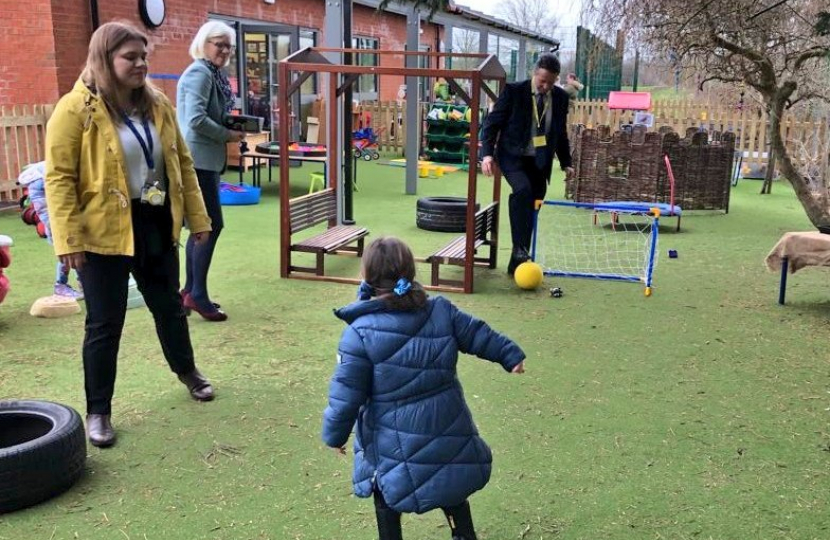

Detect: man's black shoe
[507, 247, 530, 276]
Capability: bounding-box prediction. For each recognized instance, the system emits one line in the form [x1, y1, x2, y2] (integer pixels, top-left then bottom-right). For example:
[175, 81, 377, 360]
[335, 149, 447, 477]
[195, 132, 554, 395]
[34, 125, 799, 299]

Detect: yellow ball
[514, 262, 544, 290]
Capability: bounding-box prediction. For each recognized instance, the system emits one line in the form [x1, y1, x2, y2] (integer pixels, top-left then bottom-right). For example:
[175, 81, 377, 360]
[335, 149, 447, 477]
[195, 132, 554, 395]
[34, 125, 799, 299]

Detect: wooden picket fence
[354, 101, 409, 153]
[571, 99, 830, 174]
[1, 100, 827, 204]
[0, 105, 54, 205]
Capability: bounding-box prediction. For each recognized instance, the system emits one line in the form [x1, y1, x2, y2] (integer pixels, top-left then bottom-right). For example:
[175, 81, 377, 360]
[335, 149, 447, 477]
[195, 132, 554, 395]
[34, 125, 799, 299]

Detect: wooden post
[279, 61, 291, 278]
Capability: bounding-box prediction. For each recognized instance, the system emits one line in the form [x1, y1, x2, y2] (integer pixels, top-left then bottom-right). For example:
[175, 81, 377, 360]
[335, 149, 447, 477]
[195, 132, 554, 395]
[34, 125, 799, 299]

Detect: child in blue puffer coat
[322, 237, 526, 540]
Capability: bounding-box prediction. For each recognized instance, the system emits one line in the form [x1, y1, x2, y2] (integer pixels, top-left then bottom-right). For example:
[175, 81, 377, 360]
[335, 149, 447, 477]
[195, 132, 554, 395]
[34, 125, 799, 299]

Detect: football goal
[530, 200, 661, 296]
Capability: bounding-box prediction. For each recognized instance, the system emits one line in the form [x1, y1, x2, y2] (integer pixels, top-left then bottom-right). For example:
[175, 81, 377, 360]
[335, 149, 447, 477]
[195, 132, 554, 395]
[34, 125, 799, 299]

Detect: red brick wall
[0, 0, 59, 105]
[51, 0, 93, 97]
[0, 0, 445, 106]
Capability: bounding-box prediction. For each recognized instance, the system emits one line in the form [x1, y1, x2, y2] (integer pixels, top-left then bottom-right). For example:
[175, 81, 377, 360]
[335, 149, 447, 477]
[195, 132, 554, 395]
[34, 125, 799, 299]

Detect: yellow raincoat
[45, 79, 211, 257]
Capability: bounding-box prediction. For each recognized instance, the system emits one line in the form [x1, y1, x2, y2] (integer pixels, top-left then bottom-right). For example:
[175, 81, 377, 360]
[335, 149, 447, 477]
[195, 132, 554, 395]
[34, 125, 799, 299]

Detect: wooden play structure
[278, 47, 506, 293]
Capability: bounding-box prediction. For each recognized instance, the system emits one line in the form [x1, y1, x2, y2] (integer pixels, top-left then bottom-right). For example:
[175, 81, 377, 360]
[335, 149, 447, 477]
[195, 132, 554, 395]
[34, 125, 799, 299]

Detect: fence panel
[0, 104, 53, 204]
[570, 99, 829, 176]
[356, 101, 408, 154]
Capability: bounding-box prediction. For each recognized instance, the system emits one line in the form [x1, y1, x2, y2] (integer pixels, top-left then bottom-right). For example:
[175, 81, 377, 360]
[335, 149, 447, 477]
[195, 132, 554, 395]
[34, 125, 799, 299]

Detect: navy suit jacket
[480, 79, 572, 180]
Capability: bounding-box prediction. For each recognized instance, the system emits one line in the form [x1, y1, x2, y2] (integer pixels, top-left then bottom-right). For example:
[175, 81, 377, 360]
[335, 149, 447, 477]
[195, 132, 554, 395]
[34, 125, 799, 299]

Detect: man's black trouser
[503, 156, 548, 254]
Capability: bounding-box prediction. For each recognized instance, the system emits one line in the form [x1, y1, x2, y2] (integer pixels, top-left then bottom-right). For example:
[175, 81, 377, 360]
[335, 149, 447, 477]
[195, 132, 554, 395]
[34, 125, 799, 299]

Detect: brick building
[0, 0, 556, 129]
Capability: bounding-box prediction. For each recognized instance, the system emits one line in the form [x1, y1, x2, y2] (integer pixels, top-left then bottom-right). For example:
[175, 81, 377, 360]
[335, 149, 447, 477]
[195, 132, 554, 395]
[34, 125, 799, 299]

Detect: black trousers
[79, 200, 195, 415]
[503, 156, 548, 254]
[373, 489, 477, 540]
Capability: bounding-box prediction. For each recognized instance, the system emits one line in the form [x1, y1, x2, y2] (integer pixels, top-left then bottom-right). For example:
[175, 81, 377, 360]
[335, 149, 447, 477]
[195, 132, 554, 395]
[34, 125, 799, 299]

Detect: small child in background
[322, 237, 526, 540]
[18, 162, 84, 299]
[0, 234, 11, 305]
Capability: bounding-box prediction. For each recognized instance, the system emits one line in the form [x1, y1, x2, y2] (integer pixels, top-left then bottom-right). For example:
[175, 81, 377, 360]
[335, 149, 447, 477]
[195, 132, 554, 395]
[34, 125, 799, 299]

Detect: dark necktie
[536, 93, 546, 135]
[535, 92, 547, 170]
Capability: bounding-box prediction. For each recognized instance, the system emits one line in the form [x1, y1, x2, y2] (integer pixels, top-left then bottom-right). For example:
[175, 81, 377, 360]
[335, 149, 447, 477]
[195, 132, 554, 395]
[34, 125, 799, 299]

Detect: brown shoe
[178, 369, 215, 401]
[86, 414, 116, 447]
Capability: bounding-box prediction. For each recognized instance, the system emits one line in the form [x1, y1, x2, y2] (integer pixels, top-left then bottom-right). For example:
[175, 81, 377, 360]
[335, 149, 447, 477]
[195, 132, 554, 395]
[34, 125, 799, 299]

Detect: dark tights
[373, 489, 477, 540]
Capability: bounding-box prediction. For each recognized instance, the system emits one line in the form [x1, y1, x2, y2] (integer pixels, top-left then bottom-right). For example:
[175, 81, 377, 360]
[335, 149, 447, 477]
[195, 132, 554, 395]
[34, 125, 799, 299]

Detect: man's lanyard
[121, 113, 155, 172]
[532, 90, 548, 132]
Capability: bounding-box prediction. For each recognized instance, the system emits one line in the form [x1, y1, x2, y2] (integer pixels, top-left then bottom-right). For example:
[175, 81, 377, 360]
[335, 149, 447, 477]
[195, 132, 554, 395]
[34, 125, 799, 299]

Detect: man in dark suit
[481, 54, 574, 275]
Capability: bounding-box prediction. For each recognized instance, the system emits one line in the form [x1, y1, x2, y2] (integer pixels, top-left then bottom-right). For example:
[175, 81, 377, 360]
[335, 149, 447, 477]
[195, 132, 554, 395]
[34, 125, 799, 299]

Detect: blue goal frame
[530, 200, 660, 296]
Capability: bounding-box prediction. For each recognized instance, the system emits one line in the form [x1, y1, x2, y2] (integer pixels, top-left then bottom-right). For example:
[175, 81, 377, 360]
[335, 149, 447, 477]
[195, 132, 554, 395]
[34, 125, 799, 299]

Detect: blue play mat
[219, 182, 261, 206]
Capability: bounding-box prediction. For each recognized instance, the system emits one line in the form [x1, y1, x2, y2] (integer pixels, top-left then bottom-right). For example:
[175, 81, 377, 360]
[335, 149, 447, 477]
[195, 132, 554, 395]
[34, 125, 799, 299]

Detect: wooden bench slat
[290, 188, 337, 233]
[294, 225, 368, 252]
[428, 202, 499, 287]
[288, 187, 370, 276]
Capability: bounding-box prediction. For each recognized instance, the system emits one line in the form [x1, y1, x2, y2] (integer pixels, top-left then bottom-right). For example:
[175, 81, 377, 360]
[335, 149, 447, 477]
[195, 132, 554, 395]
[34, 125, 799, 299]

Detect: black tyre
[416, 197, 480, 233]
[0, 400, 86, 513]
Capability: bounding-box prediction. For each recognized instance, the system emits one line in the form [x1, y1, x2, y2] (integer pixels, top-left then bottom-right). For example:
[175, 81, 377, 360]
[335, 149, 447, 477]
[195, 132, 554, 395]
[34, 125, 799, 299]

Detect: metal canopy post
[324, 0, 345, 223]
[518, 38, 527, 79]
[405, 6, 421, 195]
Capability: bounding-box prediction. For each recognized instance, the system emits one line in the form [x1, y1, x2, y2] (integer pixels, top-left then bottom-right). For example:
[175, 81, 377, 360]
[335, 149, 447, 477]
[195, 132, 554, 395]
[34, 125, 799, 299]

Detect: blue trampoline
[597, 155, 683, 231]
[593, 201, 682, 231]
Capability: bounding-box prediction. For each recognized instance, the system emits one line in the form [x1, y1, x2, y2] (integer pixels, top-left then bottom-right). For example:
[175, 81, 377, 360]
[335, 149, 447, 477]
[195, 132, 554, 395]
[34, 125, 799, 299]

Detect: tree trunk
[766, 97, 830, 228]
[760, 148, 777, 195]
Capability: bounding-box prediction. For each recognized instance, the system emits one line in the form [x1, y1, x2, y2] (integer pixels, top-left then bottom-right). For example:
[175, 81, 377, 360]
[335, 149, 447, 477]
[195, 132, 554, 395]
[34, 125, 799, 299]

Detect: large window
[488, 35, 520, 82]
[352, 36, 379, 99]
[299, 29, 317, 95]
[527, 44, 546, 79]
[451, 28, 481, 71]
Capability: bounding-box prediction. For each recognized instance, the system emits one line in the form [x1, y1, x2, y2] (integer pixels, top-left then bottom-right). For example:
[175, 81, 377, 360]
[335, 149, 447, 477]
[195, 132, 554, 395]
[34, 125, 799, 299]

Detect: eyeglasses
[209, 41, 235, 52]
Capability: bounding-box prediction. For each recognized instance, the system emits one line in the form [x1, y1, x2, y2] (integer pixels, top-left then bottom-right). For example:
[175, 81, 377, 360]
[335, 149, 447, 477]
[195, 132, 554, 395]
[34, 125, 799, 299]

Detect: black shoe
[507, 247, 530, 276]
[86, 414, 116, 447]
[178, 369, 215, 401]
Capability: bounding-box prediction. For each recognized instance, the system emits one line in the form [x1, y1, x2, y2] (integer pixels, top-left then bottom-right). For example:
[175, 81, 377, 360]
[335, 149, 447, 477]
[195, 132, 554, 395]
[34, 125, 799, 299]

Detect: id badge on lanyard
[532, 91, 547, 148]
[123, 113, 166, 206]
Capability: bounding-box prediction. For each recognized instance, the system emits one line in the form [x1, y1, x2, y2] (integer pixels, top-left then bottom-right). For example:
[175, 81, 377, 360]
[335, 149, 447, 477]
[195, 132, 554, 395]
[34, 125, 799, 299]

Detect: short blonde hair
[189, 21, 236, 65]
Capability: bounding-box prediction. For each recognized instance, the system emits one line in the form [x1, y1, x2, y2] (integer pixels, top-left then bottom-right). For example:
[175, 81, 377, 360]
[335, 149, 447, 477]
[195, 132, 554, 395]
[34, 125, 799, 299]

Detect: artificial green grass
[1, 160, 829, 540]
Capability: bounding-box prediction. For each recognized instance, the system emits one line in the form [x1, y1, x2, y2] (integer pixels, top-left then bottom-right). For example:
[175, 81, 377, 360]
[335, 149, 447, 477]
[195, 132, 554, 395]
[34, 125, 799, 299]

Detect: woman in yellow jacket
[46, 22, 216, 448]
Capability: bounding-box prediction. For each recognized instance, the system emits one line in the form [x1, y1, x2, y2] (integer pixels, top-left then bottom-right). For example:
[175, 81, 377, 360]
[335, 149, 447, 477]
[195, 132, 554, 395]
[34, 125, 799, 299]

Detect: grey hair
[189, 21, 236, 65]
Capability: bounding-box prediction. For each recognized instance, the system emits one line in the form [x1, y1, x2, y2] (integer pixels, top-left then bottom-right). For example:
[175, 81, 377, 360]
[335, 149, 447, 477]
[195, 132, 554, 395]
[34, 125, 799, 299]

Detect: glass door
[240, 24, 299, 140]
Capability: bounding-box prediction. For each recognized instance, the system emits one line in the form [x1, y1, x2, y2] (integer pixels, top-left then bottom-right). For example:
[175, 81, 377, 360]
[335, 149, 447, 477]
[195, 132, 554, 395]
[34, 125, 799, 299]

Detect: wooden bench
[426, 202, 499, 287]
[289, 188, 369, 276]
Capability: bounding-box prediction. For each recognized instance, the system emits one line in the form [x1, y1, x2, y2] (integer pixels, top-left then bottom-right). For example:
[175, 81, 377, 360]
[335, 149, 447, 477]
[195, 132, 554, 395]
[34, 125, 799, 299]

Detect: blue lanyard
[121, 113, 155, 171]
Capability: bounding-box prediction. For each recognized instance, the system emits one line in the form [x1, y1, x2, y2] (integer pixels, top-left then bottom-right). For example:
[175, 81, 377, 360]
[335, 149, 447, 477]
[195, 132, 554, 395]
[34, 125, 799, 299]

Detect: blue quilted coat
[322, 296, 525, 514]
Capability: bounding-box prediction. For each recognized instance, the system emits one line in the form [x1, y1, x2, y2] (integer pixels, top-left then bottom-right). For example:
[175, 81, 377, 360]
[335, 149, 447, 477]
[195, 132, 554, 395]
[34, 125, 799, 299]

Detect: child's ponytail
[360, 237, 427, 311]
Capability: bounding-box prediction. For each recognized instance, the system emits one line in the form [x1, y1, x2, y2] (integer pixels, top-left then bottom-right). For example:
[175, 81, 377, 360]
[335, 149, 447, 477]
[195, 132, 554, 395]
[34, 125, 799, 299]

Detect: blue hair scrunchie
[393, 278, 412, 297]
[357, 280, 375, 301]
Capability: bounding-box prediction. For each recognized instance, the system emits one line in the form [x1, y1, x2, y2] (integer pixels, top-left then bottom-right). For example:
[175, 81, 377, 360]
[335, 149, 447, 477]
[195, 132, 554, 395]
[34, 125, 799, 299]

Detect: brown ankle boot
[86, 414, 116, 447]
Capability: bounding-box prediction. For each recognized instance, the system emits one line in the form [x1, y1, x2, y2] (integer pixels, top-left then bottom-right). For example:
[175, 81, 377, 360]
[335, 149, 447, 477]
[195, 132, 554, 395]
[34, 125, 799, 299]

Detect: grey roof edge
[353, 0, 560, 47]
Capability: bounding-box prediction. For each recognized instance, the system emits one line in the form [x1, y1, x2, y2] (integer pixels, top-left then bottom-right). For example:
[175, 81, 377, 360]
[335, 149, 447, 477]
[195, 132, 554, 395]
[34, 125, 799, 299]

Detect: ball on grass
[514, 262, 544, 290]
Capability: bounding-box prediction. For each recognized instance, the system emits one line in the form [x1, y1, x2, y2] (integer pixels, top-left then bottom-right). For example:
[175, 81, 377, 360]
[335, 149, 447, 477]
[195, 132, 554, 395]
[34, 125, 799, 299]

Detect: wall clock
[139, 0, 165, 29]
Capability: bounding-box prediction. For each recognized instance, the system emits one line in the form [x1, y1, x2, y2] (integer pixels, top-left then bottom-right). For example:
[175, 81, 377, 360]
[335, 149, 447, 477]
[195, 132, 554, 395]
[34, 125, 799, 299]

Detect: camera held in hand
[222, 114, 264, 133]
